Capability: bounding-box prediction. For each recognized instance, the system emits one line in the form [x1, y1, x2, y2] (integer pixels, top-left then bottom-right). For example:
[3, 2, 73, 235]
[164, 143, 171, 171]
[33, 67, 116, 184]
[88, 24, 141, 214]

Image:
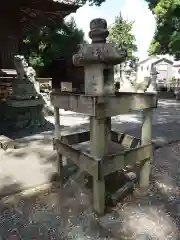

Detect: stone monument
[2, 55, 45, 129]
[119, 64, 136, 92]
[51, 18, 157, 214]
[119, 62, 157, 93]
[11, 55, 40, 99]
[146, 65, 158, 93]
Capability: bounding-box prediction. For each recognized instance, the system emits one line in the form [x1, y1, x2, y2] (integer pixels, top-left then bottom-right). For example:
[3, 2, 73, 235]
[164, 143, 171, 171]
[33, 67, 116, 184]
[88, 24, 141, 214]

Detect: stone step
[0, 135, 17, 150]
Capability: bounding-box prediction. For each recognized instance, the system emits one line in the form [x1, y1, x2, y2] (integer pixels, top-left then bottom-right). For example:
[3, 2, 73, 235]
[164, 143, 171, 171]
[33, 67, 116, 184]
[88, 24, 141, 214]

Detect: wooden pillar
[54, 107, 63, 182]
[139, 108, 152, 191]
[0, 9, 21, 69]
[90, 116, 110, 214]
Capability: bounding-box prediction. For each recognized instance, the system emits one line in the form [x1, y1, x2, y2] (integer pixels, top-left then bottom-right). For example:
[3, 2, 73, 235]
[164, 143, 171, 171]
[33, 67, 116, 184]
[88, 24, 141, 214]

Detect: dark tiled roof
[18, 0, 80, 32]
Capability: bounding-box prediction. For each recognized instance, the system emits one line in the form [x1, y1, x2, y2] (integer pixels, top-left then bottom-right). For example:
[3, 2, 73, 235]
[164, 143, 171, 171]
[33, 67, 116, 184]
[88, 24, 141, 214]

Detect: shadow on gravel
[0, 120, 55, 140]
[0, 176, 117, 239]
[0, 170, 178, 239]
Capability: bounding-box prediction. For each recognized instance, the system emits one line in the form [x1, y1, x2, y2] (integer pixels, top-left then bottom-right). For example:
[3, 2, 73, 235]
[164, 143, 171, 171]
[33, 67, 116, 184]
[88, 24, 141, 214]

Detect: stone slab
[0, 135, 17, 150]
[0, 132, 57, 197]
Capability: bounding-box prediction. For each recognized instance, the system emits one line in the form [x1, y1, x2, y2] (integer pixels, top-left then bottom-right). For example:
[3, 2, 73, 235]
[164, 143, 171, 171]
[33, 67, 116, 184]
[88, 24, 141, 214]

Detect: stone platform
[0, 98, 45, 130]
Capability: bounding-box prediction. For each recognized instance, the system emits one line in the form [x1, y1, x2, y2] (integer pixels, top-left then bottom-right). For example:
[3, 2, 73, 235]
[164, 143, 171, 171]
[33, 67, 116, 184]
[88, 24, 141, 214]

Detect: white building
[173, 61, 180, 79]
[137, 55, 180, 87]
[114, 56, 180, 89]
[137, 56, 159, 80]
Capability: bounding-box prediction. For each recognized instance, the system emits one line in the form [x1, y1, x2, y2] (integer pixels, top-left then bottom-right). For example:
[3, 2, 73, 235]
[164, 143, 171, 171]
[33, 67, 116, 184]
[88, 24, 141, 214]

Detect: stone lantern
[124, 65, 132, 80]
[51, 18, 157, 214]
[73, 18, 127, 96]
[147, 65, 158, 92]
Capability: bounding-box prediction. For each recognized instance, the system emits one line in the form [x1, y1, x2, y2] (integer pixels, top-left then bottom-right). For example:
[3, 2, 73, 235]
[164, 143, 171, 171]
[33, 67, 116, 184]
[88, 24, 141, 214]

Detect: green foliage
[28, 53, 45, 68]
[170, 76, 177, 82]
[145, 0, 180, 60]
[108, 12, 138, 61]
[22, 17, 85, 70]
[78, 0, 106, 6]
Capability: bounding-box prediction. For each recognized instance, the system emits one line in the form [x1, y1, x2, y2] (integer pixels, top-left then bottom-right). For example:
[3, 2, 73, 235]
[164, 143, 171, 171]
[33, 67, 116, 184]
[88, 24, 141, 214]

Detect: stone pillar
[90, 117, 106, 213]
[140, 67, 156, 191]
[54, 106, 63, 182]
[88, 19, 118, 213]
[139, 108, 153, 191]
[73, 18, 126, 214]
[54, 107, 60, 138]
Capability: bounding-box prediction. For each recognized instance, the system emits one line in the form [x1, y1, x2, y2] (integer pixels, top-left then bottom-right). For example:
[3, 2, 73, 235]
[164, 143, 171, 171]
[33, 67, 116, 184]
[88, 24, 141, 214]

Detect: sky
[66, 0, 156, 60]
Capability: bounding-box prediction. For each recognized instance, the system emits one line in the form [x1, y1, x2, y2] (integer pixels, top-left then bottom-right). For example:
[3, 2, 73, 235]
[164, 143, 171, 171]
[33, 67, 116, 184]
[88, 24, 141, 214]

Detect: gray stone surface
[47, 98, 180, 145]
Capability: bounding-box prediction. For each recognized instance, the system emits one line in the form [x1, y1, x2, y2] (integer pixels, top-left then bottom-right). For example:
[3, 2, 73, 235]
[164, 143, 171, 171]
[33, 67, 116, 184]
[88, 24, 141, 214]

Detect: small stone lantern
[73, 18, 127, 96]
[148, 65, 158, 92]
[124, 65, 132, 80]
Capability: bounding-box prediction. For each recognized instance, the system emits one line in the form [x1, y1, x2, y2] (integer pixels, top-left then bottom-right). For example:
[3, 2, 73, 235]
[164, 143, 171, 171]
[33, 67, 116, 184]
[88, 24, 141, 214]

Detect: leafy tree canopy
[78, 0, 106, 6]
[145, 0, 180, 60]
[23, 17, 85, 70]
[108, 12, 138, 62]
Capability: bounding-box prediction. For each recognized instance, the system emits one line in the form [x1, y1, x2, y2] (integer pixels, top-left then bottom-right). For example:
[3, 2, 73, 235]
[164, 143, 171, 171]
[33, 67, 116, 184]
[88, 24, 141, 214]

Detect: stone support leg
[139, 108, 152, 191]
[90, 116, 111, 214]
[93, 176, 105, 214]
[54, 107, 63, 182]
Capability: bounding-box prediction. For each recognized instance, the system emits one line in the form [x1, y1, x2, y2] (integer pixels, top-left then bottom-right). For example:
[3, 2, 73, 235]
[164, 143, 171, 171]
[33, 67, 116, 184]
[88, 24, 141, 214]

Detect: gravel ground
[0, 143, 179, 239]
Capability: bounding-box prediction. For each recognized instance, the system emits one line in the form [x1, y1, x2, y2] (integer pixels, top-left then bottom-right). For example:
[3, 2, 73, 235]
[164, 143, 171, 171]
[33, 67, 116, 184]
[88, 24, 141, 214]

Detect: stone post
[54, 107, 60, 138]
[87, 19, 112, 214]
[54, 106, 63, 182]
[73, 18, 126, 214]
[139, 108, 153, 191]
[140, 66, 156, 190]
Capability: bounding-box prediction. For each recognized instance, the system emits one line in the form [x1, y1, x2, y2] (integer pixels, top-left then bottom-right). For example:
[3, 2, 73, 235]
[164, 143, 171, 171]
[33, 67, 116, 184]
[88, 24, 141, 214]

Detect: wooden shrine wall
[43, 57, 84, 91]
[0, 11, 20, 69]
